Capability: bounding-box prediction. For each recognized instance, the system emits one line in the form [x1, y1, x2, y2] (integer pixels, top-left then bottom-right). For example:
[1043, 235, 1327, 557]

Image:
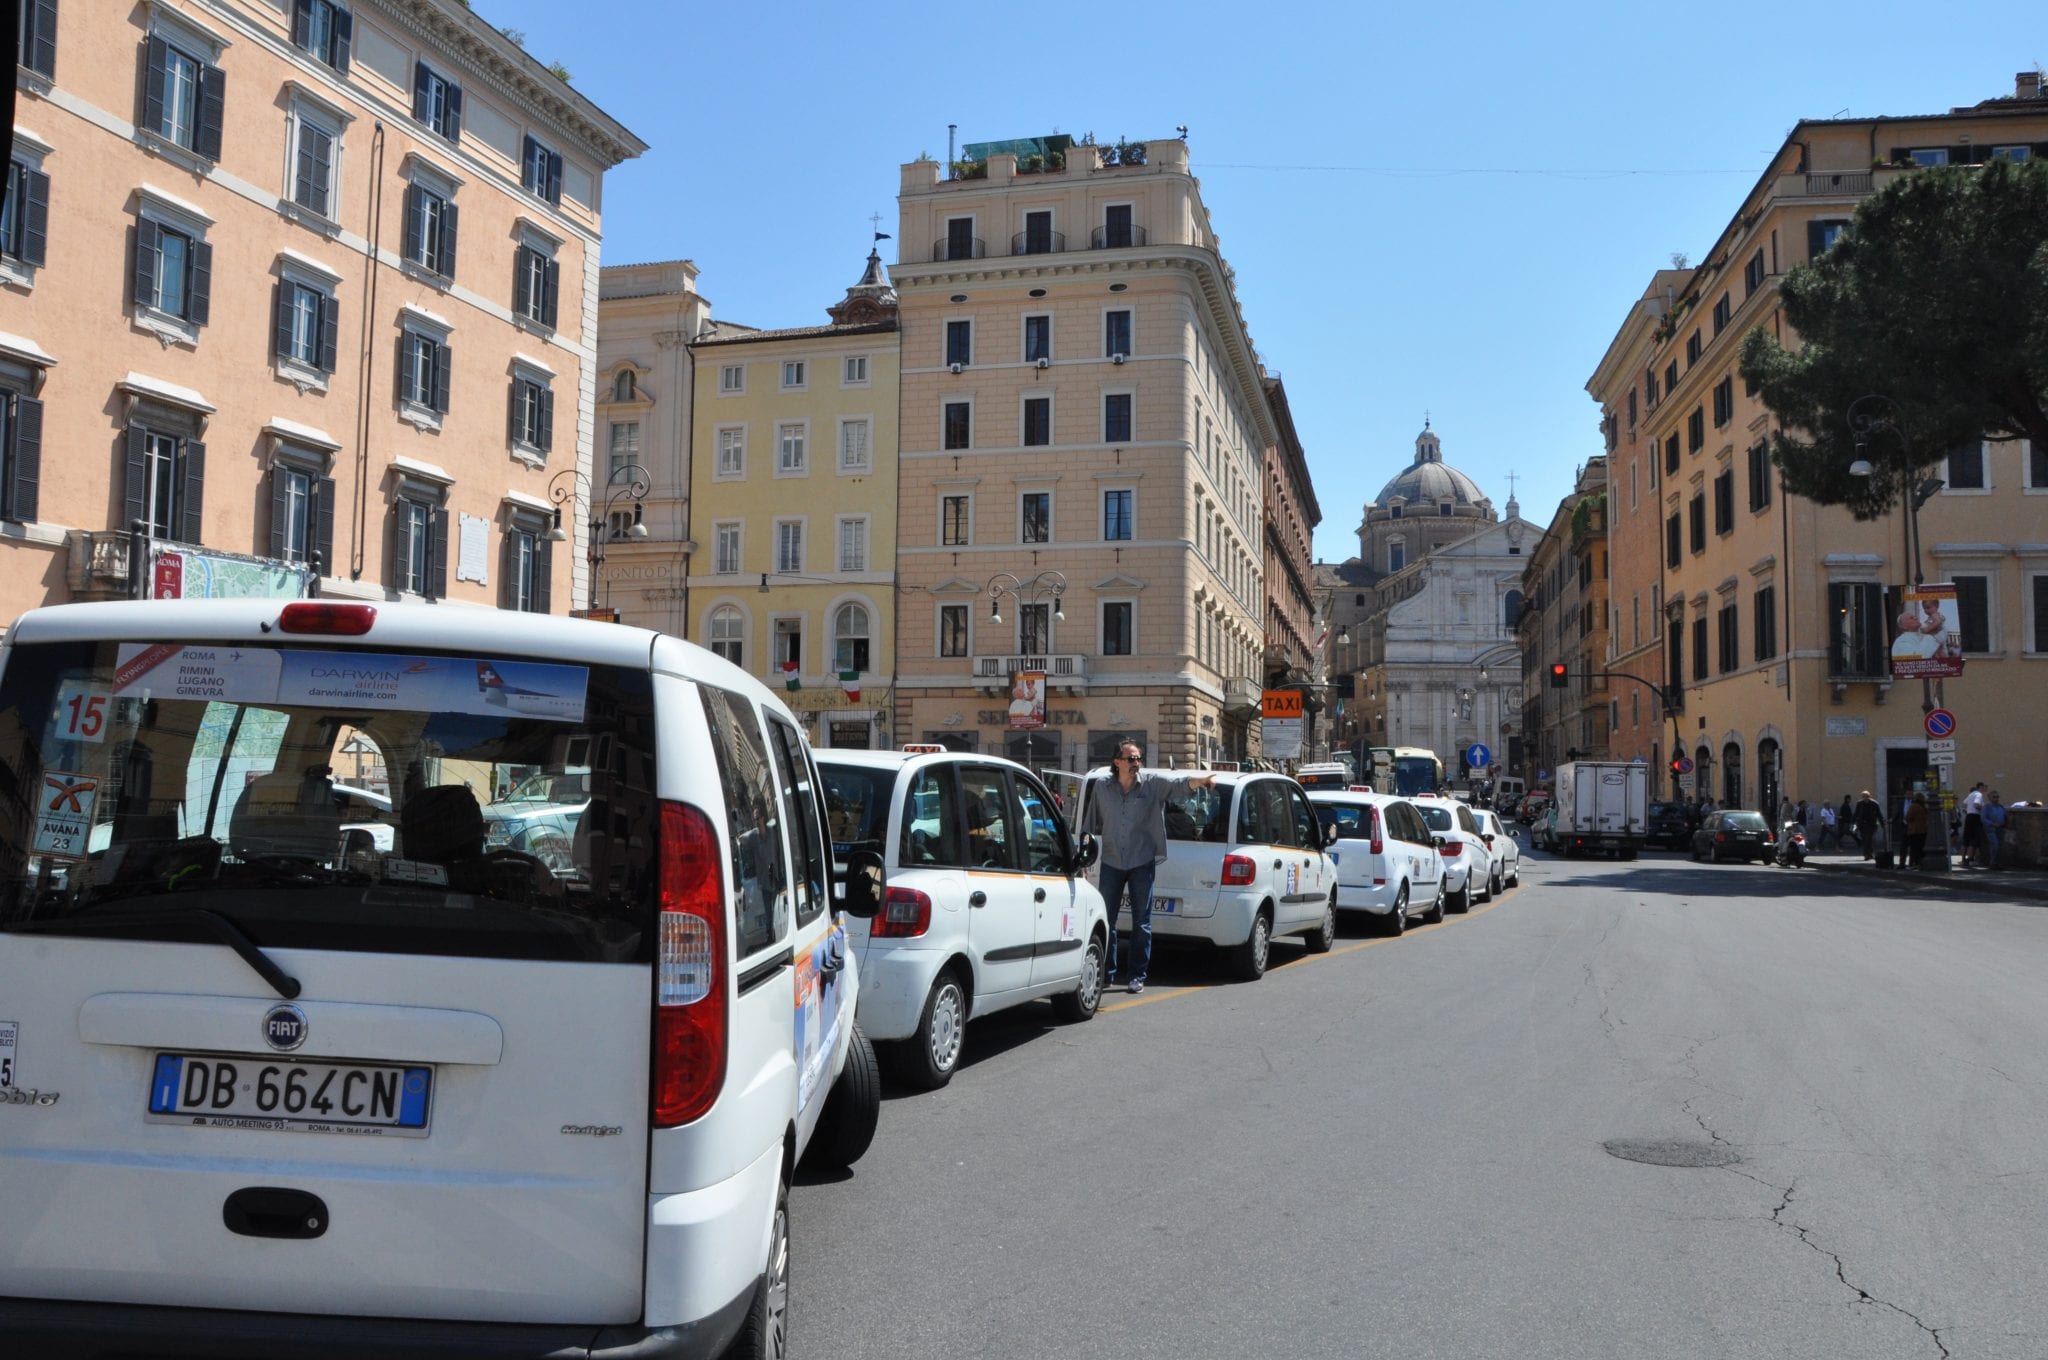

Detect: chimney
[2020, 70, 2043, 100]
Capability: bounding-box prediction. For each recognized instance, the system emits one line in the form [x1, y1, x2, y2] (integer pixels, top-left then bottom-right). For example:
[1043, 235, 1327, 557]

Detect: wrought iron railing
[931, 236, 986, 262]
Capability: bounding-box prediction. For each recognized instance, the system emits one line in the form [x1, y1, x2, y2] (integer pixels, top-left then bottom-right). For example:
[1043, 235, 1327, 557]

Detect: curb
[1811, 859, 2048, 904]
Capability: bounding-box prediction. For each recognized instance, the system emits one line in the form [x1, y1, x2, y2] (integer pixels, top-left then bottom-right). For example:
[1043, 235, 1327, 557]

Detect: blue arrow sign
[1466, 743, 1491, 769]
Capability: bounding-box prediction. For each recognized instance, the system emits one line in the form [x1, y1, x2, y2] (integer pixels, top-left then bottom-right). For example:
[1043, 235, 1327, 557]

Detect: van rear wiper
[11, 905, 301, 1000]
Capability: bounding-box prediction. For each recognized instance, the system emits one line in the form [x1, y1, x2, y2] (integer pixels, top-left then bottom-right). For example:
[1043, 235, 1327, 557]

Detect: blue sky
[478, 0, 2041, 562]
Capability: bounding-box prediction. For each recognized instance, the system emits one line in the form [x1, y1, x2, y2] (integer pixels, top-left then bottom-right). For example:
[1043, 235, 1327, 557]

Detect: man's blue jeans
[1098, 860, 1156, 985]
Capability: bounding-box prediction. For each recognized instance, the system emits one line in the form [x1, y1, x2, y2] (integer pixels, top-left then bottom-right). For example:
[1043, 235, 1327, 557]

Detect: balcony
[66, 528, 142, 601]
[1223, 677, 1261, 713]
[931, 236, 986, 263]
[971, 654, 1087, 681]
[1805, 171, 1873, 196]
[1090, 224, 1148, 249]
[1011, 229, 1066, 256]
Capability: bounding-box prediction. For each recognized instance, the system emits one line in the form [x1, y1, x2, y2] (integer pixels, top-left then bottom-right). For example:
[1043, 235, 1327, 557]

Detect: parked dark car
[1646, 801, 1691, 850]
[1690, 810, 1775, 863]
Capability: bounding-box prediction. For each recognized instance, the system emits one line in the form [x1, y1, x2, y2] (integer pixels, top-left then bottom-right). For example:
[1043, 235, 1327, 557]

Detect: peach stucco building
[2, 0, 642, 626]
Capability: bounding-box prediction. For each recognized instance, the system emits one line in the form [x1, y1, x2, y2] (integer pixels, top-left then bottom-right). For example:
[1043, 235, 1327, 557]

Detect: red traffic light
[1548, 662, 1569, 689]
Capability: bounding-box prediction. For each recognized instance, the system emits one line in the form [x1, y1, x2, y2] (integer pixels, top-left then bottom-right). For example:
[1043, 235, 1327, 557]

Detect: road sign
[1929, 747, 1957, 766]
[1676, 757, 1695, 774]
[1630, 756, 1645, 764]
[1465, 743, 1491, 769]
[1927, 738, 1956, 757]
[1924, 709, 1957, 739]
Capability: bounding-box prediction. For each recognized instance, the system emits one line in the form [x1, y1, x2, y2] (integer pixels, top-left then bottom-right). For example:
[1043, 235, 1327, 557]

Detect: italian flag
[839, 670, 861, 702]
[782, 660, 800, 692]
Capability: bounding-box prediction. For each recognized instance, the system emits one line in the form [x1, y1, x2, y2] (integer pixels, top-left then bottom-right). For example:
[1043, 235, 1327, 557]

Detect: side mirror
[1069, 835, 1100, 872]
[837, 848, 885, 919]
[1431, 834, 1447, 848]
[1322, 823, 1342, 849]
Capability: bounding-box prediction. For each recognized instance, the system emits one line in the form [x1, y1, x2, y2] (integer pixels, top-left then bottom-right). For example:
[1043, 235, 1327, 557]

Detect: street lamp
[986, 571, 1066, 627]
[548, 463, 650, 611]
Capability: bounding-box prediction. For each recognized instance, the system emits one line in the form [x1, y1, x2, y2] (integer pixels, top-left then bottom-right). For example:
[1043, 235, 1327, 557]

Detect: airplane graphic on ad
[475, 663, 582, 719]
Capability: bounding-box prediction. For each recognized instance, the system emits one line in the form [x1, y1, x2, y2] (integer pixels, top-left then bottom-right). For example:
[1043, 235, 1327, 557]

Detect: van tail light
[1441, 842, 1462, 857]
[277, 601, 376, 635]
[872, 886, 932, 938]
[1221, 853, 1257, 886]
[1368, 808, 1383, 857]
[654, 801, 727, 1128]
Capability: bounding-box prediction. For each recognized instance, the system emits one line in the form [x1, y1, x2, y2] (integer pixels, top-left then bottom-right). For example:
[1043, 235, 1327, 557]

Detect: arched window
[1756, 737, 1781, 818]
[1388, 539, 1406, 572]
[1503, 590, 1523, 627]
[1694, 744, 1713, 799]
[1722, 741, 1744, 809]
[708, 605, 743, 665]
[834, 602, 871, 673]
[613, 370, 636, 402]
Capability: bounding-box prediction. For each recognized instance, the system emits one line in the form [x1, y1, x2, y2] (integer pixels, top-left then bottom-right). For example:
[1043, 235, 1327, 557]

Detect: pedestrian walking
[1853, 790, 1882, 860]
[1905, 793, 1930, 868]
[1838, 795, 1855, 850]
[1983, 790, 2008, 869]
[1794, 799, 1809, 829]
[1818, 800, 1838, 850]
[1081, 741, 1215, 995]
[1961, 782, 1988, 867]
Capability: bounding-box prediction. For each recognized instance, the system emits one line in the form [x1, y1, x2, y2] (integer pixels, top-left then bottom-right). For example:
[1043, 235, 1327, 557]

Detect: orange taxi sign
[1261, 690, 1304, 719]
[900, 743, 946, 754]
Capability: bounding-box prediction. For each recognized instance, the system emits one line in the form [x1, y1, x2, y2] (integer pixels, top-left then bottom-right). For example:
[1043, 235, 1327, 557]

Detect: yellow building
[1, 0, 642, 625]
[684, 253, 900, 748]
[1589, 75, 2048, 819]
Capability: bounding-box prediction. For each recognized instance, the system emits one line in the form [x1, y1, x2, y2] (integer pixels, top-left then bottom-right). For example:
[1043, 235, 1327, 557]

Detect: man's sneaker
[1127, 979, 1146, 995]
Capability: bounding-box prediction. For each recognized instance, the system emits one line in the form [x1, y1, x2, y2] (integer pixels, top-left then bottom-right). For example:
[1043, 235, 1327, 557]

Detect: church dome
[1374, 421, 1487, 507]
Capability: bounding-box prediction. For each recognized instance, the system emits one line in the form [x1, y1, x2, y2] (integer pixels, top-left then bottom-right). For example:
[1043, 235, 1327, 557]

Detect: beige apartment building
[684, 253, 901, 749]
[1, 0, 641, 624]
[1516, 459, 1611, 780]
[1260, 373, 1322, 751]
[888, 135, 1275, 769]
[1591, 75, 2048, 818]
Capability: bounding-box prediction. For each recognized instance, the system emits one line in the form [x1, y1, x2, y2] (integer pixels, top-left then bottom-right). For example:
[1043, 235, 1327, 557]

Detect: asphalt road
[792, 845, 2048, 1360]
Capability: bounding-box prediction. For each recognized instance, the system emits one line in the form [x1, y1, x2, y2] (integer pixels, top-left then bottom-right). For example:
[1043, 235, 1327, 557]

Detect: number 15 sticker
[55, 682, 111, 744]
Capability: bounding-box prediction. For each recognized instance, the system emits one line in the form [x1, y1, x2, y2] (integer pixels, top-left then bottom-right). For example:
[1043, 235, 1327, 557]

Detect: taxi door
[956, 763, 1039, 1004]
[1012, 770, 1088, 990]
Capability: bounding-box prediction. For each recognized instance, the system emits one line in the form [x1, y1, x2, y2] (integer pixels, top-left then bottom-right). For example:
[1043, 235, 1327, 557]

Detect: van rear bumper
[0, 1292, 752, 1360]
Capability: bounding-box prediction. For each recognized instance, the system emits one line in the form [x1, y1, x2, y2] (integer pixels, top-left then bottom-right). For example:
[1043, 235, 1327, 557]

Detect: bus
[1369, 746, 1445, 797]
[1293, 762, 1355, 790]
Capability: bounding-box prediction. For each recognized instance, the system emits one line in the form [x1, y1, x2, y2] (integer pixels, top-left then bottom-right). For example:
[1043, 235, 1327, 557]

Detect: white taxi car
[1471, 807, 1523, 895]
[817, 750, 1108, 1089]
[1307, 789, 1446, 935]
[1411, 793, 1491, 911]
[1081, 768, 1338, 981]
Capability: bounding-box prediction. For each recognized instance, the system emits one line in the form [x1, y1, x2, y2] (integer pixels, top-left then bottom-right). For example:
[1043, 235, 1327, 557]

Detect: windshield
[1416, 806, 1456, 832]
[1388, 757, 1440, 797]
[0, 639, 658, 963]
[1316, 802, 1374, 838]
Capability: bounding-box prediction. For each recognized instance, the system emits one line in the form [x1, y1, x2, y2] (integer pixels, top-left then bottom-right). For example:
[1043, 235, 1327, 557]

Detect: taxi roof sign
[900, 743, 946, 753]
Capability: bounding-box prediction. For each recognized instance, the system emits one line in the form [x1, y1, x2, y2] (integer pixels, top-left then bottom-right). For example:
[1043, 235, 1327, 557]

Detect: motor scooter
[1775, 821, 1808, 867]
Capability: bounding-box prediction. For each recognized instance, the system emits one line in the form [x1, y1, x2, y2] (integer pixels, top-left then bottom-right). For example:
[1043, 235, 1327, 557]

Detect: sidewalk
[1806, 845, 2048, 903]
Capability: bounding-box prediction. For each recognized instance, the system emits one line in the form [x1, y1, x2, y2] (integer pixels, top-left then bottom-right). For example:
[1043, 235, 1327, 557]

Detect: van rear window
[0, 639, 658, 963]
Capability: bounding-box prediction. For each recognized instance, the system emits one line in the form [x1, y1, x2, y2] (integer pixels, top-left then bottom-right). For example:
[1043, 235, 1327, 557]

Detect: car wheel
[801, 1025, 880, 1172]
[1490, 868, 1504, 896]
[1231, 909, 1272, 981]
[1449, 876, 1471, 914]
[1307, 896, 1336, 954]
[1422, 880, 1446, 925]
[1052, 931, 1105, 1022]
[723, 1169, 789, 1360]
[890, 970, 967, 1090]
[1709, 847, 1722, 864]
[1507, 859, 1520, 887]
[1384, 883, 1409, 936]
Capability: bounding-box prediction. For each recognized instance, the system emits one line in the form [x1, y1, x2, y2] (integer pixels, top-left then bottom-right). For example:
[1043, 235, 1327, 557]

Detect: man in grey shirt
[1082, 740, 1213, 994]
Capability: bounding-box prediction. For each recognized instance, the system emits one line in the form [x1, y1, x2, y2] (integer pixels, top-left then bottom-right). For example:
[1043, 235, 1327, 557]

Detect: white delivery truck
[1550, 760, 1649, 859]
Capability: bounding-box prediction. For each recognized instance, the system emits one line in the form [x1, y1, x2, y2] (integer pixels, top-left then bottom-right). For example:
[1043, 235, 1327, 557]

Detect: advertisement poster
[113, 646, 590, 722]
[1890, 582, 1964, 680]
[1007, 670, 1047, 729]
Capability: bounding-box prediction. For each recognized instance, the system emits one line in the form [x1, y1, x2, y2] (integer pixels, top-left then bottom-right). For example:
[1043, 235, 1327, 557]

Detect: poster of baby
[1889, 582, 1964, 680]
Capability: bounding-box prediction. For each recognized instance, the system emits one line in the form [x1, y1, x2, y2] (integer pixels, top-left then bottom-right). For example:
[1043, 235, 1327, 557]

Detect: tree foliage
[1737, 159, 2048, 518]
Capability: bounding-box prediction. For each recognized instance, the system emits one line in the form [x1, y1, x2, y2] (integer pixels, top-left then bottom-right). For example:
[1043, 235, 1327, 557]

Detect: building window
[1907, 147, 1949, 166]
[945, 320, 971, 367]
[1991, 145, 2033, 163]
[291, 0, 352, 71]
[1102, 601, 1134, 656]
[612, 371, 636, 402]
[1691, 616, 1708, 681]
[719, 363, 744, 394]
[18, 0, 57, 77]
[1685, 330, 1702, 365]
[503, 513, 552, 614]
[1747, 442, 1773, 511]
[1664, 433, 1681, 477]
[716, 427, 745, 478]
[1827, 581, 1887, 678]
[1713, 470, 1734, 535]
[1753, 585, 1778, 661]
[288, 107, 340, 220]
[1687, 406, 1705, 453]
[514, 243, 560, 328]
[1388, 539, 1406, 572]
[774, 520, 803, 574]
[939, 604, 969, 658]
[713, 522, 741, 575]
[1018, 602, 1051, 655]
[509, 373, 554, 453]
[412, 62, 463, 143]
[1744, 248, 1765, 296]
[134, 213, 212, 329]
[1718, 601, 1740, 673]
[397, 326, 451, 417]
[1946, 440, 1987, 492]
[843, 354, 868, 385]
[944, 217, 977, 262]
[521, 134, 563, 205]
[772, 618, 802, 672]
[1712, 377, 1734, 428]
[403, 182, 458, 278]
[1503, 590, 1522, 627]
[2032, 575, 2048, 653]
[1024, 314, 1051, 363]
[1023, 396, 1051, 447]
[273, 275, 337, 375]
[781, 360, 806, 390]
[390, 494, 445, 597]
[834, 603, 870, 673]
[1, 156, 50, 271]
[1688, 493, 1706, 553]
[0, 376, 44, 524]
[1666, 512, 1681, 569]
[2027, 441, 2047, 490]
[606, 421, 640, 478]
[1954, 574, 1991, 653]
[708, 605, 743, 664]
[122, 421, 206, 542]
[1021, 491, 1051, 544]
[1105, 309, 1132, 358]
[776, 422, 807, 475]
[941, 494, 971, 546]
[142, 32, 224, 159]
[1103, 488, 1133, 541]
[1101, 203, 1135, 249]
[836, 516, 867, 572]
[1712, 293, 1731, 335]
[1808, 218, 1851, 257]
[1020, 209, 1055, 255]
[838, 418, 870, 473]
[1104, 392, 1132, 443]
[943, 401, 971, 450]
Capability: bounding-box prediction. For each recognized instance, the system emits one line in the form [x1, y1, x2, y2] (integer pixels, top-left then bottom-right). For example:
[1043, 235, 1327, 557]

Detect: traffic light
[1669, 756, 1685, 774]
[1549, 662, 1569, 689]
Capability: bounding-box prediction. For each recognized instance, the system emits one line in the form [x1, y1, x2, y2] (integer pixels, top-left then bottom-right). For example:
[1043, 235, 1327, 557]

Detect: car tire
[1231, 909, 1272, 981]
[1307, 896, 1336, 954]
[1052, 931, 1105, 1023]
[1450, 877, 1471, 914]
[1384, 883, 1409, 936]
[801, 1025, 880, 1172]
[723, 1169, 789, 1360]
[1423, 880, 1446, 924]
[1490, 868, 1504, 896]
[890, 970, 968, 1090]
[1709, 847, 1722, 864]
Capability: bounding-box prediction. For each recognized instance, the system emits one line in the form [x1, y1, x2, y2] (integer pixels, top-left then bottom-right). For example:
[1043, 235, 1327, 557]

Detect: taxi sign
[901, 743, 946, 753]
[1261, 690, 1304, 719]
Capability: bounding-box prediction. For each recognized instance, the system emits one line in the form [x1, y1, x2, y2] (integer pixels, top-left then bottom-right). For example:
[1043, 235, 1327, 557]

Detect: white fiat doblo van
[0, 599, 883, 1359]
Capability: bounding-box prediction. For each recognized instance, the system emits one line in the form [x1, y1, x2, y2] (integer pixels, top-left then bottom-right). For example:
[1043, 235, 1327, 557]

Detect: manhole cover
[1602, 1138, 1740, 1168]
